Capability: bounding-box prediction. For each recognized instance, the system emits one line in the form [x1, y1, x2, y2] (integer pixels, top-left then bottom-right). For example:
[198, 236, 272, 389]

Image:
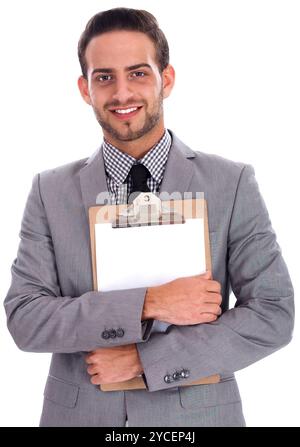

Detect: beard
[92, 89, 164, 142]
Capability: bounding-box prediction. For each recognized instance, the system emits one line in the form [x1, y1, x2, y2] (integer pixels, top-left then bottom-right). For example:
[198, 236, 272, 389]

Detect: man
[4, 8, 294, 427]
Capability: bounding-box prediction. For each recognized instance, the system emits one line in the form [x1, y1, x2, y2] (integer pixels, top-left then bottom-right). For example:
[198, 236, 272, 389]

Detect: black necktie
[127, 163, 150, 203]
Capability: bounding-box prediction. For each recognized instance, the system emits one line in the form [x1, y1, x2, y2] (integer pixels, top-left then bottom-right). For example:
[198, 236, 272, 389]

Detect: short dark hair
[78, 7, 169, 78]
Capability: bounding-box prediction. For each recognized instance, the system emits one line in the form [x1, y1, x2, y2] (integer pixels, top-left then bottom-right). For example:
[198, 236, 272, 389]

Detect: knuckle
[91, 374, 101, 385]
[205, 313, 215, 322]
[214, 304, 221, 313]
[210, 304, 217, 313]
[213, 280, 220, 290]
[87, 366, 95, 375]
[202, 313, 216, 322]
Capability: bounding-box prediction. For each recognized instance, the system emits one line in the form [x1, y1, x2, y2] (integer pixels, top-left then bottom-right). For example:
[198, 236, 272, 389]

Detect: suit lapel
[79, 145, 109, 219]
[159, 130, 196, 196]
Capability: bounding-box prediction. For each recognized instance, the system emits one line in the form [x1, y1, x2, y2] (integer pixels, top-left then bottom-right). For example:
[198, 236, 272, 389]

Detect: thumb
[200, 270, 212, 280]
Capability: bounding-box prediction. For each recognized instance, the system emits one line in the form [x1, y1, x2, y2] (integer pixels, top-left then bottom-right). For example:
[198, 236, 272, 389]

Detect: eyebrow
[91, 63, 152, 76]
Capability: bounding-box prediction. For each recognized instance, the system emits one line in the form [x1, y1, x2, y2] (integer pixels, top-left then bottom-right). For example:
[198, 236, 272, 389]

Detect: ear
[77, 75, 92, 105]
[162, 64, 175, 99]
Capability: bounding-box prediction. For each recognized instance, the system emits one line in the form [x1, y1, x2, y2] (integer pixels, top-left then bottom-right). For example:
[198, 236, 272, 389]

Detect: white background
[0, 0, 299, 427]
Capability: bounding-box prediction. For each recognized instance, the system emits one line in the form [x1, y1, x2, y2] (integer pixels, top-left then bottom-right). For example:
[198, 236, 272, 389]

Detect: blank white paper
[95, 218, 206, 292]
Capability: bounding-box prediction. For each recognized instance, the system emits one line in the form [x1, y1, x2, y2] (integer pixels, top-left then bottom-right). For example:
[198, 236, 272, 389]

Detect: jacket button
[101, 330, 110, 340]
[172, 371, 181, 381]
[109, 329, 117, 338]
[164, 374, 173, 384]
[116, 328, 125, 338]
[183, 369, 190, 379]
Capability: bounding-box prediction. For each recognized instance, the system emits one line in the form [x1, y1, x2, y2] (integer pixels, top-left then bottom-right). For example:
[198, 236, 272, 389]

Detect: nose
[111, 77, 135, 105]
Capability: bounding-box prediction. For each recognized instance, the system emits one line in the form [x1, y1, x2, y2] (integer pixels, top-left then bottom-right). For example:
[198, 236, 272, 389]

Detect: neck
[103, 122, 165, 159]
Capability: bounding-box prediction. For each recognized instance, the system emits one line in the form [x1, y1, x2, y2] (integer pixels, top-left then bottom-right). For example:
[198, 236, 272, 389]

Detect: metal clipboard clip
[112, 192, 185, 228]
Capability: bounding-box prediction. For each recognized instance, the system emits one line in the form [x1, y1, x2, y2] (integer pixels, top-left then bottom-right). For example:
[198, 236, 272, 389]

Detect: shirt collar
[102, 129, 172, 186]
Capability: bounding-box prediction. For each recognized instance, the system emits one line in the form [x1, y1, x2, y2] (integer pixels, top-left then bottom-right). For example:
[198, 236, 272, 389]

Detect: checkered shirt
[102, 129, 172, 204]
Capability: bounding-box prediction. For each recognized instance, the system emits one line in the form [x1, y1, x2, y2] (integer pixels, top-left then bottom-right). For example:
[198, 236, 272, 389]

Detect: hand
[143, 270, 222, 325]
[85, 344, 143, 385]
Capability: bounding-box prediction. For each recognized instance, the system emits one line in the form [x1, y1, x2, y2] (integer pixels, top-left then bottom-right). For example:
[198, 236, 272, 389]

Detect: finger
[199, 270, 212, 280]
[91, 374, 101, 385]
[200, 313, 218, 322]
[200, 303, 222, 315]
[191, 270, 211, 280]
[85, 355, 94, 365]
[87, 365, 98, 375]
[204, 292, 222, 305]
[206, 280, 221, 293]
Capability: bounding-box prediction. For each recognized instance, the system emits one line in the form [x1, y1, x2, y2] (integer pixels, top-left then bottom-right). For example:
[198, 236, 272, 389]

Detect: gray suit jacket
[4, 130, 294, 427]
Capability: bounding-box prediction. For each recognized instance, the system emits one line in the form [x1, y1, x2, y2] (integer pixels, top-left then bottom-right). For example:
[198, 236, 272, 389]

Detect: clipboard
[89, 194, 220, 391]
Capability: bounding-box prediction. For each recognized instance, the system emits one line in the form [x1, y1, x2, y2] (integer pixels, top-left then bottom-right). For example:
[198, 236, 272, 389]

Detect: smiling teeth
[115, 107, 138, 114]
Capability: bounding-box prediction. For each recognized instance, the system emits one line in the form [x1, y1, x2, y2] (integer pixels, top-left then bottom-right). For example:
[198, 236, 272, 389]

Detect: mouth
[109, 106, 143, 120]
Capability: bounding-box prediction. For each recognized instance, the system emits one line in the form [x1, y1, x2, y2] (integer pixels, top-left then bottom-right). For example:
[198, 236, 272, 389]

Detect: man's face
[78, 30, 174, 143]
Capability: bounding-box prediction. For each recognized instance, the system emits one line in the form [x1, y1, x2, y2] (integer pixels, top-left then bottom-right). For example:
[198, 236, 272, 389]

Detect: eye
[131, 71, 146, 78]
[96, 74, 113, 82]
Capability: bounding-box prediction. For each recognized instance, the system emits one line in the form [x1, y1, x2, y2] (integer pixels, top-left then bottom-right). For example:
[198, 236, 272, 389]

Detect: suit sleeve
[137, 164, 294, 392]
[3, 174, 153, 353]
